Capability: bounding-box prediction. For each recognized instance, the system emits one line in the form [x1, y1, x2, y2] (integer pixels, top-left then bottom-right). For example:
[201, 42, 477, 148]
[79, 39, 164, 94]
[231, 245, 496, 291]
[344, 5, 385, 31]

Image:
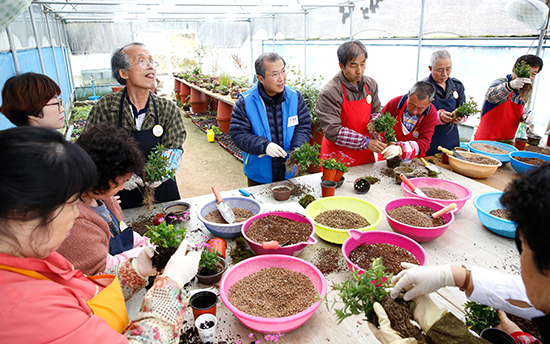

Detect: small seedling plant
[285, 142, 321, 173]
[513, 61, 533, 103]
[142, 144, 176, 211]
[463, 301, 500, 334]
[368, 112, 397, 143]
[453, 96, 480, 120]
[320, 151, 354, 172]
[198, 243, 221, 275]
[327, 257, 392, 324]
[145, 218, 187, 249]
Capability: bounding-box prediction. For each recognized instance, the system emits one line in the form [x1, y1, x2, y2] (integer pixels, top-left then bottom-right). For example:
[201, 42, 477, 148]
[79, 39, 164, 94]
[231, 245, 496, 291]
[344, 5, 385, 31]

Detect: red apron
[321, 83, 374, 166]
[474, 93, 523, 141]
[379, 100, 426, 160]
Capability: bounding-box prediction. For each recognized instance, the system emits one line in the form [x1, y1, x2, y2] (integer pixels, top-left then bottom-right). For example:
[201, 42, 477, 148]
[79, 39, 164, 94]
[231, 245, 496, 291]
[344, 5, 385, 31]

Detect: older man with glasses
[84, 42, 186, 209]
[230, 52, 311, 186]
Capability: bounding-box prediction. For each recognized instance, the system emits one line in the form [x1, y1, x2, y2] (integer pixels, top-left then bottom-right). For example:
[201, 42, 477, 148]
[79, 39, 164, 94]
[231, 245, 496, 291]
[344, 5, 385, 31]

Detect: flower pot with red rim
[514, 137, 527, 151]
[189, 290, 218, 320]
[334, 170, 345, 182]
[321, 180, 337, 197]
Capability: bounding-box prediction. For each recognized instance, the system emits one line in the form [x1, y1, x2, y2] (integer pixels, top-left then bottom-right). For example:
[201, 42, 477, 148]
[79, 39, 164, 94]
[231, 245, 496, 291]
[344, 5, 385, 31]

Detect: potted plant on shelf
[196, 242, 227, 285]
[145, 217, 187, 273]
[142, 144, 176, 211]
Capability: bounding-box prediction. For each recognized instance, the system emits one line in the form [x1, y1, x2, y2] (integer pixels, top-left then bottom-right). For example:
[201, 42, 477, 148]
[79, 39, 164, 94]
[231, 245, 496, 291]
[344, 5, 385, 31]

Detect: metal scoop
[420, 157, 440, 174]
[211, 186, 235, 224]
[438, 146, 468, 161]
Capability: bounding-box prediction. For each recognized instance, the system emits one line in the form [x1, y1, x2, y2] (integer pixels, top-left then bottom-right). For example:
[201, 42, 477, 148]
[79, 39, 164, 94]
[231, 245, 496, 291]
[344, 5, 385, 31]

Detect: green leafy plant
[218, 72, 232, 87]
[198, 243, 221, 275]
[145, 218, 187, 248]
[453, 96, 480, 119]
[287, 66, 324, 126]
[298, 194, 316, 208]
[463, 301, 500, 334]
[320, 157, 340, 170]
[144, 144, 176, 184]
[229, 237, 256, 264]
[320, 151, 354, 172]
[369, 113, 397, 142]
[514, 61, 531, 78]
[327, 257, 392, 324]
[288, 142, 321, 171]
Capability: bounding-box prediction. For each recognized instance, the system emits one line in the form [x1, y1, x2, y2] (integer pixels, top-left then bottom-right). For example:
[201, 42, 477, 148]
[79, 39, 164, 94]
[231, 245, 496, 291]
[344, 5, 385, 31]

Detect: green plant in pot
[197, 242, 227, 285]
[145, 218, 187, 275]
[142, 144, 176, 212]
[320, 151, 353, 182]
[285, 142, 321, 174]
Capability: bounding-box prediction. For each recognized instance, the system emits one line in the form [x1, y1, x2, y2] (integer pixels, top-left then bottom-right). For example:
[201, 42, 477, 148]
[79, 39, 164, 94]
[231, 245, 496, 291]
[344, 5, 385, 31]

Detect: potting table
[123, 160, 519, 343]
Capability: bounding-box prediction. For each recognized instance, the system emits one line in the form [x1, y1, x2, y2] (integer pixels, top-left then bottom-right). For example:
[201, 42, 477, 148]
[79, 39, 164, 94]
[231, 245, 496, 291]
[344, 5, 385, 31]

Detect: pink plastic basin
[384, 197, 455, 242]
[342, 229, 427, 275]
[400, 177, 472, 211]
[219, 254, 327, 333]
[242, 211, 317, 256]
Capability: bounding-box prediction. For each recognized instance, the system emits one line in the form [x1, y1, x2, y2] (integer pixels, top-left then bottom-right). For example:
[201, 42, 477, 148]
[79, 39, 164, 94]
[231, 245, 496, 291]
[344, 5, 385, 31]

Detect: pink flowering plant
[164, 211, 190, 224]
[196, 242, 221, 275]
[320, 151, 354, 173]
[144, 218, 187, 248]
[238, 332, 285, 344]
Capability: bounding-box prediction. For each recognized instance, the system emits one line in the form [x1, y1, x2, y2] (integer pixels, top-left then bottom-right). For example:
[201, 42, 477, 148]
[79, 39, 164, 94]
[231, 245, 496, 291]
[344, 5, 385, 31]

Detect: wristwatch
[459, 265, 472, 292]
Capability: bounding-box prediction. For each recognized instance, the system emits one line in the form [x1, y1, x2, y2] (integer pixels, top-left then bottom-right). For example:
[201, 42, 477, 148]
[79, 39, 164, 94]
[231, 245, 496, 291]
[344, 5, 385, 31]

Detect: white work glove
[144, 180, 162, 189]
[411, 294, 448, 333]
[162, 240, 201, 286]
[124, 174, 144, 191]
[381, 145, 402, 160]
[522, 110, 533, 125]
[391, 263, 455, 301]
[509, 77, 531, 90]
[367, 302, 418, 344]
[265, 142, 287, 158]
[132, 247, 157, 278]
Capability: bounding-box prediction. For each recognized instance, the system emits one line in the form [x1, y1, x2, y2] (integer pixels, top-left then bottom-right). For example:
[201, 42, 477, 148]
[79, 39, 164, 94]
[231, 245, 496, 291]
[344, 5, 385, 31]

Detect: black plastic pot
[354, 178, 371, 194]
[386, 157, 401, 169]
[480, 328, 516, 344]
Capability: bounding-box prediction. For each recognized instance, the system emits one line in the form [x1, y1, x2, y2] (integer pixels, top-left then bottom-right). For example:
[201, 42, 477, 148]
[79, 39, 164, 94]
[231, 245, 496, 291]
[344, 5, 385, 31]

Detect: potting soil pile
[417, 187, 458, 200]
[314, 209, 370, 229]
[470, 143, 509, 155]
[228, 267, 316, 318]
[514, 157, 546, 166]
[310, 247, 347, 274]
[388, 205, 446, 227]
[205, 207, 254, 224]
[489, 208, 512, 220]
[464, 155, 500, 165]
[245, 215, 311, 245]
[349, 243, 419, 275]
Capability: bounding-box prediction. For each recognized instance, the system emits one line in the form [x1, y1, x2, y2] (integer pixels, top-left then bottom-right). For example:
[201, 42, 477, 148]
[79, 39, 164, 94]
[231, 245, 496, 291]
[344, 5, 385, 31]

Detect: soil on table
[245, 215, 311, 245]
[198, 320, 215, 330]
[490, 208, 512, 220]
[314, 209, 370, 229]
[388, 205, 446, 227]
[470, 143, 509, 155]
[418, 187, 459, 200]
[310, 247, 347, 274]
[380, 295, 426, 343]
[227, 267, 317, 318]
[525, 145, 550, 156]
[465, 155, 500, 165]
[513, 157, 546, 166]
[205, 207, 254, 224]
[129, 212, 156, 236]
[179, 320, 232, 344]
[349, 243, 419, 275]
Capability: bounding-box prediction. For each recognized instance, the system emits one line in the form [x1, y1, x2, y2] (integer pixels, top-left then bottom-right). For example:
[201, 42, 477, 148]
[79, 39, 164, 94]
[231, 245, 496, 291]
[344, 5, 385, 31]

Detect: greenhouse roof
[34, 0, 358, 22]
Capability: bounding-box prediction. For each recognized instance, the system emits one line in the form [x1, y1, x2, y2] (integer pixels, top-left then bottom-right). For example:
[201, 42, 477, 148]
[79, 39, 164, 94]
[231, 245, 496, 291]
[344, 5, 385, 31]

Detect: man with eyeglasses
[423, 50, 466, 156]
[230, 52, 311, 186]
[85, 42, 186, 209]
[315, 40, 386, 166]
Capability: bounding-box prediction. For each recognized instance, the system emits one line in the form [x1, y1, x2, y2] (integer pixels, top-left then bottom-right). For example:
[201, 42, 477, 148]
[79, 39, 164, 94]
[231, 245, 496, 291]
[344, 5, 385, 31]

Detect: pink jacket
[0, 252, 186, 344]
[57, 196, 153, 275]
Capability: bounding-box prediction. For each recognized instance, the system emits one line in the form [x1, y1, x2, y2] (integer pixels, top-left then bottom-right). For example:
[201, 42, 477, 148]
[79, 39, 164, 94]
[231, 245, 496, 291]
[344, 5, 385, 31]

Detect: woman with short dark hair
[0, 126, 200, 343]
[0, 72, 65, 129]
[56, 123, 154, 275]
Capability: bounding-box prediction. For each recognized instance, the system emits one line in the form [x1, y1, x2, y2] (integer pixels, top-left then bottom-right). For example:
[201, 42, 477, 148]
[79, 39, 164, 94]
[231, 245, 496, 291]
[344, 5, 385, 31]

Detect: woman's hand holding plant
[367, 302, 417, 344]
[134, 247, 157, 278]
[163, 240, 201, 286]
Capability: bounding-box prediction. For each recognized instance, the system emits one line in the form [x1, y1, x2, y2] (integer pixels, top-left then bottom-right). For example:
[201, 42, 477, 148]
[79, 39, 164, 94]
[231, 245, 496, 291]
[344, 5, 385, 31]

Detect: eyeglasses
[44, 101, 62, 112]
[131, 59, 159, 69]
[266, 68, 286, 79]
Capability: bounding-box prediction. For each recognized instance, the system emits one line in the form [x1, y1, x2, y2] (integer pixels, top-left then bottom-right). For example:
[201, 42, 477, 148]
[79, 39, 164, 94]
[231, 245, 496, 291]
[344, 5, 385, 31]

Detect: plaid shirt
[85, 88, 186, 151]
[482, 75, 525, 117]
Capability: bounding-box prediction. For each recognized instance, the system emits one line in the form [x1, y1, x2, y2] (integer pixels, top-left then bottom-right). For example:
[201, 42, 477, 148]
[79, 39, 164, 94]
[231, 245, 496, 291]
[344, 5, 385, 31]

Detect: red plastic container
[207, 238, 227, 259]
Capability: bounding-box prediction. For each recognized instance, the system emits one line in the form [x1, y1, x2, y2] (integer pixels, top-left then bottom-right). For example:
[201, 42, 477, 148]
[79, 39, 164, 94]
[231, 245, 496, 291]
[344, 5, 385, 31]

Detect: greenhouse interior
[2, 0, 550, 343]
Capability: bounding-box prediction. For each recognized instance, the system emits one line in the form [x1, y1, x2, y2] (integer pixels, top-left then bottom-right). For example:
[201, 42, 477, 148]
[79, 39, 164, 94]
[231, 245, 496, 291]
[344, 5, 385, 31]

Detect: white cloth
[468, 266, 544, 320]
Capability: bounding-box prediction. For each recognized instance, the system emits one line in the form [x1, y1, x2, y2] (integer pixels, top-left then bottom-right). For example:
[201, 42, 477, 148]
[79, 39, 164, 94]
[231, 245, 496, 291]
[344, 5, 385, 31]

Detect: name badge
[153, 124, 164, 137]
[287, 115, 299, 127]
[366, 95, 372, 104]
[453, 91, 459, 99]
[413, 130, 419, 138]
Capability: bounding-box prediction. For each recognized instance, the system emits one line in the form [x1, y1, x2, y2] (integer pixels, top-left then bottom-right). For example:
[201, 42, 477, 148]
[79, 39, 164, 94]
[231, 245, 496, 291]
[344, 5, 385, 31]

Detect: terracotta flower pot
[514, 137, 527, 151]
[321, 180, 337, 197]
[269, 181, 294, 201]
[207, 238, 227, 259]
[196, 257, 227, 285]
[216, 100, 233, 133]
[322, 168, 337, 182]
[334, 170, 345, 182]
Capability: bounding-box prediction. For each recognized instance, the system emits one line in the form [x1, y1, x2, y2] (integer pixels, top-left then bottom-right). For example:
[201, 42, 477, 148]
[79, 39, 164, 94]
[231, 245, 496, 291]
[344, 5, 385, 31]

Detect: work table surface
[123, 159, 519, 344]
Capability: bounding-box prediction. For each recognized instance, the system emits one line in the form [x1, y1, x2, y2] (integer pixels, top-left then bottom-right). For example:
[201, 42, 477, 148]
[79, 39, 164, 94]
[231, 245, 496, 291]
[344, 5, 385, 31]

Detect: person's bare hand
[496, 310, 522, 335]
[368, 139, 387, 153]
[439, 111, 454, 124]
[114, 195, 121, 204]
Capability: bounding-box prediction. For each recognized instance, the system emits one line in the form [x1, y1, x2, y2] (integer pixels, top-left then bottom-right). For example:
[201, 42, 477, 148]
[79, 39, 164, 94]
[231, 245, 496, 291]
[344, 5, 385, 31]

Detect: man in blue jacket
[230, 52, 311, 186]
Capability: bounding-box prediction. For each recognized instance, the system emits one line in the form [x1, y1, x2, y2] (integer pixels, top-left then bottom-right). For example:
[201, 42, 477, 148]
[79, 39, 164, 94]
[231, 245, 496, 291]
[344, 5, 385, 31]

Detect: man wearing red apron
[316, 40, 386, 166]
[380, 81, 438, 162]
[475, 55, 543, 141]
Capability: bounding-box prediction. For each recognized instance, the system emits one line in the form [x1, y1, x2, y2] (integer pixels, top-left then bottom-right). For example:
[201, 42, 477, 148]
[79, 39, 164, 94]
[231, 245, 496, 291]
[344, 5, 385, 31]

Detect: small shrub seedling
[142, 144, 176, 211]
[463, 301, 500, 334]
